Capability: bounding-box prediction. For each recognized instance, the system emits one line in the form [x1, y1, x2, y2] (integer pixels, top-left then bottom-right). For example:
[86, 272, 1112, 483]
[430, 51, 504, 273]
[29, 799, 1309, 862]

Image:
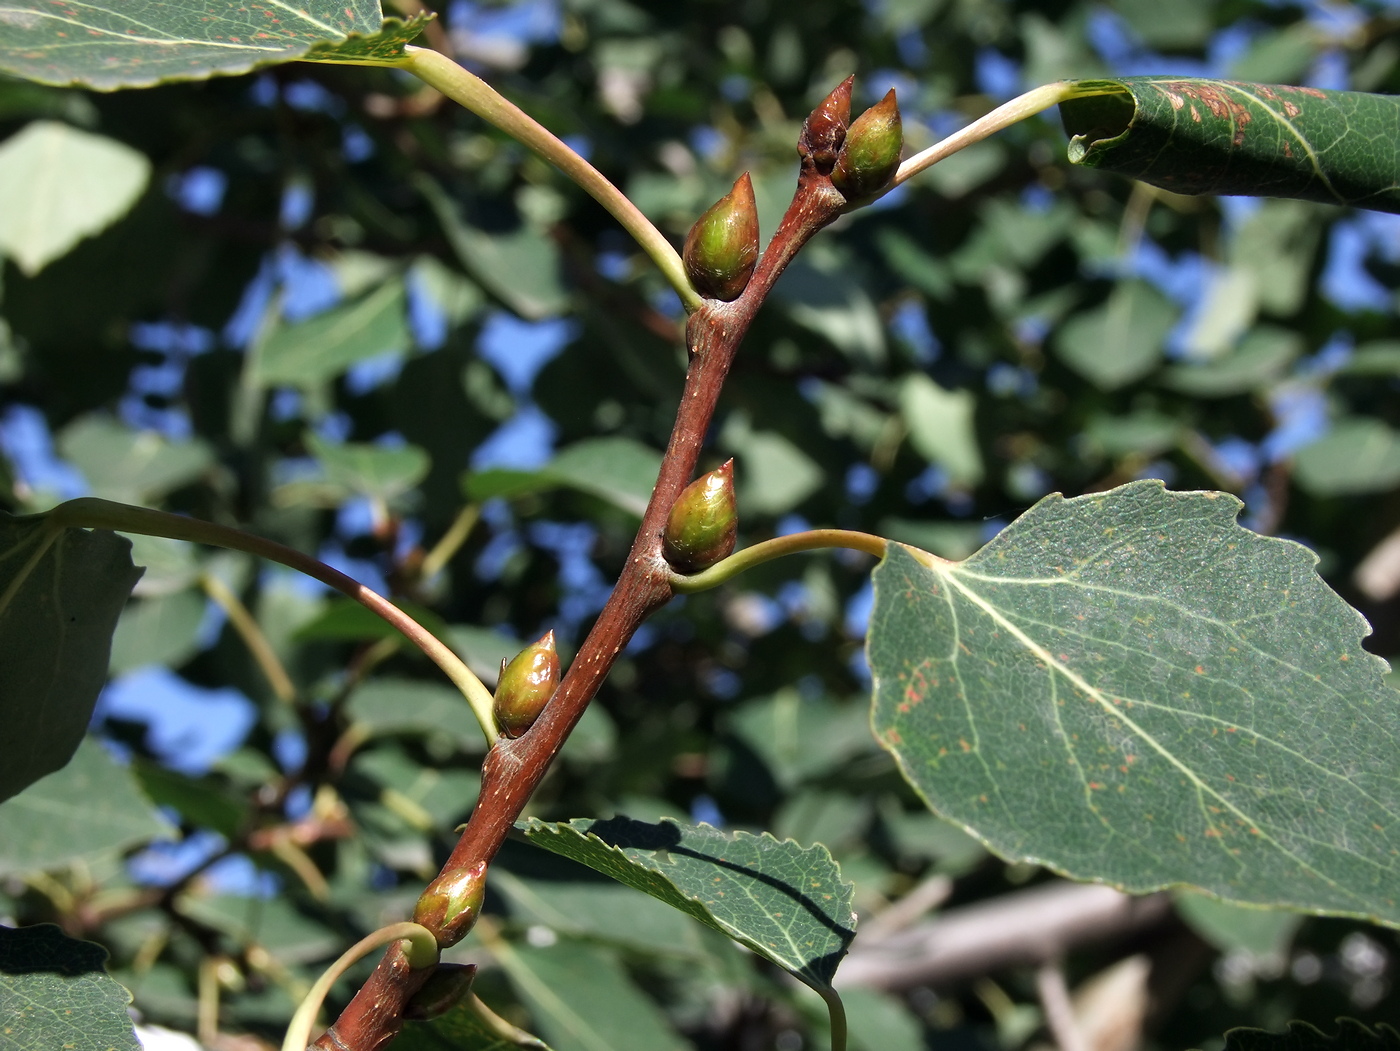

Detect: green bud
[404, 963, 477, 1021]
[683, 173, 759, 302]
[831, 89, 903, 202]
[663, 459, 738, 574]
[800, 75, 854, 174]
[413, 861, 487, 947]
[493, 631, 560, 738]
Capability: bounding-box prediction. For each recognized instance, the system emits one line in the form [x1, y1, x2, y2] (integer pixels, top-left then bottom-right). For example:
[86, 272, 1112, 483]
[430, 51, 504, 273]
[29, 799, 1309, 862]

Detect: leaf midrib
[932, 560, 1371, 905]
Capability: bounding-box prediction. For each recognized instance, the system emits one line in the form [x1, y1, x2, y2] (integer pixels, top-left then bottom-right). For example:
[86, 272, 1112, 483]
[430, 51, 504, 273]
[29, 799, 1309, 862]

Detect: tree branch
[314, 132, 849, 1051]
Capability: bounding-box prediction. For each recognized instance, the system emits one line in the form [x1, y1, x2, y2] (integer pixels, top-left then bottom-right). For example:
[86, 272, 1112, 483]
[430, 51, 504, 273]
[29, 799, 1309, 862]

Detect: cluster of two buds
[683, 76, 904, 303]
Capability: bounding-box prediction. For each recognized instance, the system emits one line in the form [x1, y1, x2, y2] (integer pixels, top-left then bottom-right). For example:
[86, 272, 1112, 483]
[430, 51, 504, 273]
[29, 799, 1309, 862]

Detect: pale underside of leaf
[0, 1, 423, 89]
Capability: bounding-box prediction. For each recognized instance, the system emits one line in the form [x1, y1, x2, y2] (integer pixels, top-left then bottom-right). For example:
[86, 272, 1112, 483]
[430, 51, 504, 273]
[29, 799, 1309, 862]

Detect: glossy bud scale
[800, 76, 853, 174]
[683, 173, 759, 302]
[404, 963, 477, 1021]
[663, 459, 738, 574]
[831, 89, 903, 202]
[413, 861, 487, 947]
[493, 631, 560, 738]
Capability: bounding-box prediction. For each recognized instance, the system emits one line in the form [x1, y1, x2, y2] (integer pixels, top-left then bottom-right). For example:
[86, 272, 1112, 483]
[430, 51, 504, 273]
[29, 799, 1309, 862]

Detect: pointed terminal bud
[683, 173, 759, 302]
[414, 861, 488, 947]
[404, 963, 477, 1021]
[663, 459, 738, 574]
[493, 630, 560, 738]
[831, 89, 903, 203]
[799, 75, 853, 173]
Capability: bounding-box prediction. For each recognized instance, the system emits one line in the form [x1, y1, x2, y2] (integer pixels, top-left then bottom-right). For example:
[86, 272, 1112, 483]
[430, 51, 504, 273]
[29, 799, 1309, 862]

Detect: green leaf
[1053, 280, 1176, 391]
[0, 924, 140, 1051]
[721, 413, 824, 516]
[305, 432, 431, 504]
[868, 480, 1400, 926]
[0, 121, 150, 276]
[899, 374, 984, 486]
[840, 987, 925, 1051]
[1160, 327, 1302, 397]
[517, 816, 856, 991]
[449, 624, 527, 685]
[177, 893, 341, 965]
[773, 262, 886, 367]
[58, 416, 214, 504]
[491, 870, 710, 958]
[0, 737, 172, 877]
[346, 677, 486, 750]
[462, 437, 662, 518]
[392, 995, 553, 1051]
[1293, 418, 1400, 496]
[302, 13, 432, 65]
[491, 937, 688, 1051]
[1080, 411, 1181, 458]
[1174, 891, 1302, 957]
[417, 176, 569, 319]
[133, 760, 248, 840]
[548, 437, 661, 516]
[1060, 78, 1400, 212]
[0, 0, 411, 89]
[0, 515, 141, 803]
[1220, 1021, 1400, 1051]
[254, 278, 409, 387]
[727, 690, 876, 790]
[294, 597, 449, 644]
[109, 588, 207, 675]
[1342, 341, 1400, 376]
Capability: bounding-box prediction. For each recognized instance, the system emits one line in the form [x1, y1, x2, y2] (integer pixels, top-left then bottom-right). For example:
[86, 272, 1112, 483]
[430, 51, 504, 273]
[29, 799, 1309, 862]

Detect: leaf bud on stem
[403, 963, 477, 1021]
[683, 173, 759, 302]
[663, 459, 738, 574]
[493, 630, 560, 738]
[831, 89, 903, 203]
[413, 861, 488, 947]
[800, 75, 854, 173]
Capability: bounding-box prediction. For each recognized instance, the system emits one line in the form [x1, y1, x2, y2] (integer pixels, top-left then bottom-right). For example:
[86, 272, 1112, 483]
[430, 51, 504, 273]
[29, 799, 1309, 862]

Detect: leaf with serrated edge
[0, 738, 172, 878]
[1219, 1019, 1400, 1051]
[0, 515, 142, 804]
[303, 13, 431, 65]
[0, 924, 140, 1051]
[517, 816, 856, 991]
[869, 480, 1400, 926]
[389, 993, 553, 1051]
[0, 1, 425, 90]
[1060, 78, 1400, 213]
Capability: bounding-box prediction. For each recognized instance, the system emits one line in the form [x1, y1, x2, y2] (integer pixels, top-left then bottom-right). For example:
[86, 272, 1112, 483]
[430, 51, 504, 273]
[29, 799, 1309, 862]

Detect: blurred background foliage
[1, 0, 1399, 1048]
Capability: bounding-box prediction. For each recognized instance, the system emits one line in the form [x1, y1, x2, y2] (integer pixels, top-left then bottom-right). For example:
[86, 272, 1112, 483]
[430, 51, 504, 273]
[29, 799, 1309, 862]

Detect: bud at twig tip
[800, 75, 854, 173]
[831, 88, 903, 203]
[664, 459, 738, 574]
[683, 173, 759, 302]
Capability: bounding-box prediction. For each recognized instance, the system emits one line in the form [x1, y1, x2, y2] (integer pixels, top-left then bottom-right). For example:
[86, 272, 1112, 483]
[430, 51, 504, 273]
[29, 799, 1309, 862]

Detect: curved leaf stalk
[44, 498, 498, 743]
[465, 992, 550, 1048]
[419, 503, 482, 583]
[891, 81, 1120, 190]
[399, 47, 703, 313]
[668, 528, 901, 594]
[281, 922, 438, 1051]
[821, 987, 848, 1051]
[200, 572, 297, 705]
